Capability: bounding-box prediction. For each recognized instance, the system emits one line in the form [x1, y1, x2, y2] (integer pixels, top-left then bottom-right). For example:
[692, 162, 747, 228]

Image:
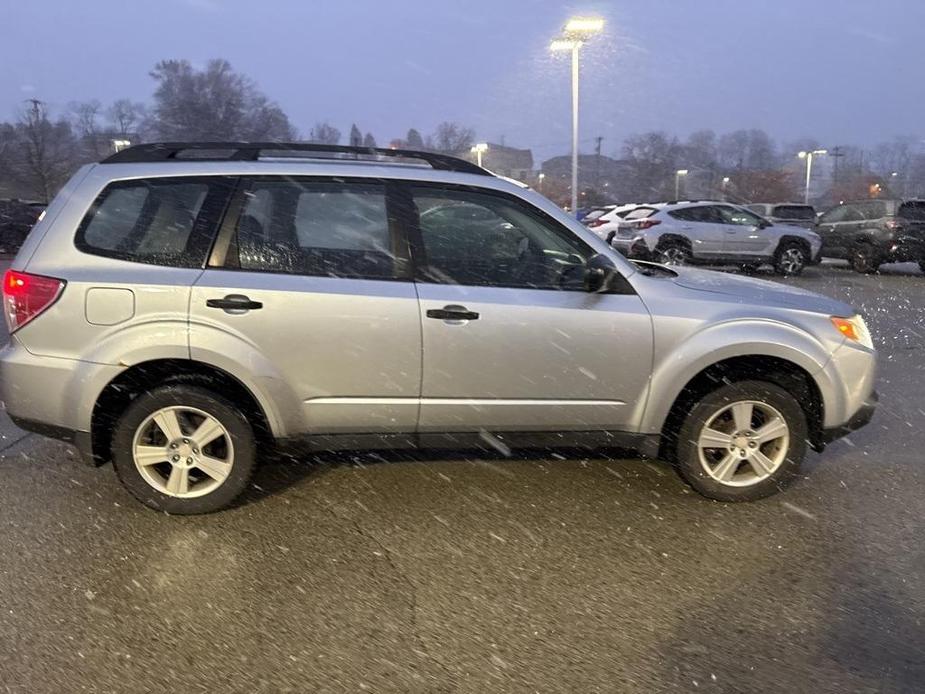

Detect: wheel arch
[655, 354, 826, 460]
[90, 358, 276, 466]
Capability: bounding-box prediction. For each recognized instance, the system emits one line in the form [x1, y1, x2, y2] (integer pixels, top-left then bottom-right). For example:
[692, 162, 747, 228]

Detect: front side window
[76, 177, 231, 266]
[717, 205, 764, 226]
[228, 178, 402, 280]
[773, 205, 815, 221]
[412, 186, 591, 290]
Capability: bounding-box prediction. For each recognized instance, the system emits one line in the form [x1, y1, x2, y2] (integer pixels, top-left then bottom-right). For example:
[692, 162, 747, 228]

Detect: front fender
[637, 318, 844, 434]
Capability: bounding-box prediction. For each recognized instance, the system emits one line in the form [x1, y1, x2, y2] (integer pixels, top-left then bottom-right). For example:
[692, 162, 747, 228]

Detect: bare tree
[406, 128, 424, 149]
[622, 131, 682, 200]
[428, 122, 474, 154]
[69, 100, 108, 159]
[8, 100, 78, 203]
[349, 124, 362, 147]
[309, 122, 341, 144]
[107, 99, 147, 139]
[148, 59, 295, 141]
[362, 132, 377, 148]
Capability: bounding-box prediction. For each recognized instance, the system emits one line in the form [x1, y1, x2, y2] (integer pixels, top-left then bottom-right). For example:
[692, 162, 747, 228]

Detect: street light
[550, 16, 604, 217]
[537, 172, 546, 192]
[471, 142, 488, 168]
[720, 176, 731, 200]
[797, 149, 827, 204]
[675, 169, 688, 200]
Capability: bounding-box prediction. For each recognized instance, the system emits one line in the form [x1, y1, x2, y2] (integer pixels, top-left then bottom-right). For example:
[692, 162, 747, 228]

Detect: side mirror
[585, 253, 619, 293]
[759, 219, 772, 229]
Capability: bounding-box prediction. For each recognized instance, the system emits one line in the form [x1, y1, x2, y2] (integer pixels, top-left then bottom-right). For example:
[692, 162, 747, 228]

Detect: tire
[111, 385, 257, 514]
[848, 243, 880, 274]
[674, 380, 807, 502]
[919, 259, 925, 275]
[773, 242, 808, 276]
[656, 240, 691, 266]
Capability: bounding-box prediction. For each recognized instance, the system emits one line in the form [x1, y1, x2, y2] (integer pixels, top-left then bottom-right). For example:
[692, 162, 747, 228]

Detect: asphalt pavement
[0, 261, 922, 693]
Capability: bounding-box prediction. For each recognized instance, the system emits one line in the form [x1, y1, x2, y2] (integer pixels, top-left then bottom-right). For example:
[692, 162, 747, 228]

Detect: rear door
[816, 205, 853, 257]
[714, 205, 772, 256]
[189, 176, 422, 436]
[665, 205, 725, 257]
[407, 183, 653, 433]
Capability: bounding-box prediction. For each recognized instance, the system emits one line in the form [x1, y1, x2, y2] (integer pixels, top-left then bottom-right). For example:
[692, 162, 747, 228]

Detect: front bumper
[611, 236, 650, 260]
[817, 391, 878, 448]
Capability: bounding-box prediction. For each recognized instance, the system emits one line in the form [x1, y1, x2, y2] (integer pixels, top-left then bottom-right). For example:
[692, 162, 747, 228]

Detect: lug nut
[186, 457, 193, 464]
[748, 441, 758, 449]
[172, 455, 180, 462]
[182, 439, 189, 444]
[192, 448, 199, 454]
[170, 443, 179, 449]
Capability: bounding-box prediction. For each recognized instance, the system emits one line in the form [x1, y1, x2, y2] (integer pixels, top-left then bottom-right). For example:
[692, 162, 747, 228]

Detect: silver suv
[0, 143, 876, 513]
[611, 201, 822, 275]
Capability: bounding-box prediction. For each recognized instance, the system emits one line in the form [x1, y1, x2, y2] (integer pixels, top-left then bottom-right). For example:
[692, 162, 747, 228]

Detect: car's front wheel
[674, 381, 807, 502]
[111, 385, 257, 514]
[773, 242, 808, 276]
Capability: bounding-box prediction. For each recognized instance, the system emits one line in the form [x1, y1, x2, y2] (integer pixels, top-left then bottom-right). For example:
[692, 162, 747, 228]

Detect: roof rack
[101, 142, 491, 176]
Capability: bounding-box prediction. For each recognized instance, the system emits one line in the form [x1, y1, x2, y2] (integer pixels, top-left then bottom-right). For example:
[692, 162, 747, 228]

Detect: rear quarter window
[75, 177, 235, 267]
[773, 205, 815, 220]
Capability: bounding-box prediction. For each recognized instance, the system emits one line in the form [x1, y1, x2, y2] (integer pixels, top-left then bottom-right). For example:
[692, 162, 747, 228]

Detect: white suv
[611, 201, 822, 275]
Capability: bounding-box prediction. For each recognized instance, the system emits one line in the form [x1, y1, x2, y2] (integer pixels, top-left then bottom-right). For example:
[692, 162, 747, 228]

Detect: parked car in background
[0, 142, 874, 513]
[0, 200, 45, 254]
[747, 203, 816, 229]
[610, 201, 821, 275]
[815, 199, 925, 273]
[579, 205, 616, 224]
[585, 202, 653, 241]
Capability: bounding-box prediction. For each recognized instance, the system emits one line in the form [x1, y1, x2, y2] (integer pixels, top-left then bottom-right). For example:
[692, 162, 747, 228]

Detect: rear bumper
[884, 236, 925, 263]
[817, 391, 878, 447]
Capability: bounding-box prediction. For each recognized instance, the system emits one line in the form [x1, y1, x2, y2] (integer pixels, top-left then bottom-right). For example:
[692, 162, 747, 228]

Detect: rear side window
[858, 201, 888, 220]
[228, 178, 404, 280]
[624, 207, 656, 220]
[76, 177, 234, 267]
[898, 201, 925, 221]
[669, 206, 716, 223]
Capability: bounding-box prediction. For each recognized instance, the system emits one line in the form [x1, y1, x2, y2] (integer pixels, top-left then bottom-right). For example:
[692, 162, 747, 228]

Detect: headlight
[831, 315, 873, 349]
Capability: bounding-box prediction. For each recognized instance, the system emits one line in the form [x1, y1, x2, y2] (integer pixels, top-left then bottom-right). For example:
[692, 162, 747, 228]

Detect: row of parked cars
[0, 199, 46, 255]
[582, 198, 925, 275]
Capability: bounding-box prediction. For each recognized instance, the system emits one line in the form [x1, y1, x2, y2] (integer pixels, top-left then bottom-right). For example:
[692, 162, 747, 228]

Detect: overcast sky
[4, 0, 923, 160]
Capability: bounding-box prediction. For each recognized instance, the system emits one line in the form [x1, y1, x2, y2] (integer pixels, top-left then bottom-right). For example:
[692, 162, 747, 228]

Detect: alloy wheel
[696, 400, 790, 487]
[779, 248, 805, 274]
[131, 406, 234, 498]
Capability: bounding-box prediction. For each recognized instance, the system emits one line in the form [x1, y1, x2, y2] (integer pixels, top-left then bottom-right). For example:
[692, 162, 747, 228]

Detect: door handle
[426, 304, 479, 321]
[206, 294, 263, 313]
[725, 229, 738, 234]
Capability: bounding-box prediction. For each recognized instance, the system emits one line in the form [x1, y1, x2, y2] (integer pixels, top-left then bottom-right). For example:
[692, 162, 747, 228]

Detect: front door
[407, 184, 654, 433]
[189, 176, 422, 435]
[715, 205, 772, 257]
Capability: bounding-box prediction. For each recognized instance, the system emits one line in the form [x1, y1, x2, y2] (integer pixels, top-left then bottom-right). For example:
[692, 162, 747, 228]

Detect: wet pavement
[0, 261, 923, 693]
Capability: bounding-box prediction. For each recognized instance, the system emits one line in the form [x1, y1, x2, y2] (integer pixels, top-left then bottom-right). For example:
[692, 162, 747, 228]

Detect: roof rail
[101, 142, 491, 176]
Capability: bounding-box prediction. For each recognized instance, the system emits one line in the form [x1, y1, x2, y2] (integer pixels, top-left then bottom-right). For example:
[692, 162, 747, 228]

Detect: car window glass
[624, 207, 655, 220]
[716, 205, 763, 226]
[233, 179, 399, 279]
[820, 206, 847, 223]
[773, 205, 815, 220]
[413, 187, 590, 290]
[841, 205, 864, 222]
[898, 201, 925, 220]
[858, 201, 887, 220]
[76, 178, 224, 267]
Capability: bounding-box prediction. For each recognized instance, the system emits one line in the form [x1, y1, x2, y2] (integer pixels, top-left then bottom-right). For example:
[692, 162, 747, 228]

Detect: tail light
[2, 270, 65, 333]
[632, 219, 662, 230]
[587, 218, 608, 228]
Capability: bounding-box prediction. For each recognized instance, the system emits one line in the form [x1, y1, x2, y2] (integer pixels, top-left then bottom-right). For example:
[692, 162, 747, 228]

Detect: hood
[669, 266, 855, 316]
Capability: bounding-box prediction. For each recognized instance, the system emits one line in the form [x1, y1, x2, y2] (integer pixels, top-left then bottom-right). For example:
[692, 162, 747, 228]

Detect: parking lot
[0, 260, 922, 693]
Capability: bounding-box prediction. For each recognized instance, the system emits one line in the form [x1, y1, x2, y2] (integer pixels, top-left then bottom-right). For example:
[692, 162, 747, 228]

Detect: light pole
[550, 16, 604, 217]
[675, 169, 688, 200]
[471, 142, 488, 168]
[537, 172, 546, 193]
[721, 176, 730, 200]
[797, 149, 827, 204]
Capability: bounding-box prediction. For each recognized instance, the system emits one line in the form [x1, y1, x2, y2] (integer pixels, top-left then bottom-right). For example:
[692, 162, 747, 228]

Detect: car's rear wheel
[111, 385, 256, 514]
[656, 240, 691, 266]
[918, 259, 925, 274]
[674, 381, 807, 502]
[773, 242, 808, 276]
[849, 243, 880, 274]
